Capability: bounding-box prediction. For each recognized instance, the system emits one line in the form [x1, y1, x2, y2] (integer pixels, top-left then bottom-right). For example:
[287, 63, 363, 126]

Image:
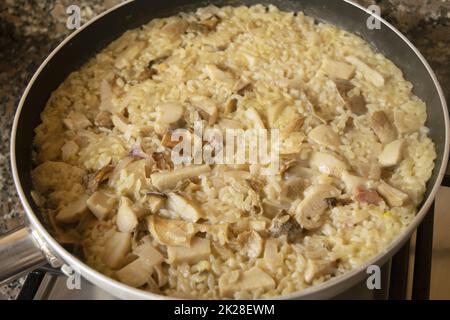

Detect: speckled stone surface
[0, 0, 449, 299]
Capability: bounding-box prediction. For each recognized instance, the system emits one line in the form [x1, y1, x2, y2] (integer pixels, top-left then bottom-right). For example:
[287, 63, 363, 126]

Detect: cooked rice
[31, 5, 436, 299]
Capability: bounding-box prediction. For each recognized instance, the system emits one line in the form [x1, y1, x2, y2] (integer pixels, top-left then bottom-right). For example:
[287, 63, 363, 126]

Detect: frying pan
[1, 0, 448, 299]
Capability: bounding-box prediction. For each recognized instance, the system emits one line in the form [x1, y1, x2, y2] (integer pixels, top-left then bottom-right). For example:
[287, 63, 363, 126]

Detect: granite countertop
[0, 0, 449, 299]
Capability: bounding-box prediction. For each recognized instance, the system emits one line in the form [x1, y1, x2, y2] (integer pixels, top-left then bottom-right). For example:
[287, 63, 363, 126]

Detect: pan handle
[0, 226, 47, 285]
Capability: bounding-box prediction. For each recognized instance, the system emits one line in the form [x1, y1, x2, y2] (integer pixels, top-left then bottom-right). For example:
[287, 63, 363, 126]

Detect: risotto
[31, 5, 436, 299]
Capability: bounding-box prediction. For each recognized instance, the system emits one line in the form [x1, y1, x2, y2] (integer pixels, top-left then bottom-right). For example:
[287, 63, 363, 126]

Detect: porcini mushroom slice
[133, 242, 165, 266]
[347, 94, 367, 116]
[354, 185, 383, 205]
[378, 139, 405, 167]
[147, 215, 195, 247]
[195, 99, 218, 125]
[86, 190, 116, 220]
[117, 242, 164, 288]
[167, 193, 202, 222]
[237, 230, 264, 258]
[370, 111, 397, 144]
[161, 19, 189, 39]
[345, 56, 385, 88]
[156, 102, 184, 124]
[103, 231, 132, 269]
[376, 180, 409, 207]
[195, 223, 229, 245]
[321, 59, 356, 80]
[167, 237, 211, 264]
[304, 260, 336, 283]
[116, 196, 139, 233]
[56, 194, 89, 224]
[116, 243, 164, 288]
[308, 125, 340, 148]
[218, 267, 275, 297]
[309, 152, 348, 178]
[294, 184, 341, 230]
[245, 107, 266, 129]
[341, 171, 367, 194]
[150, 164, 211, 190]
[116, 258, 152, 288]
[203, 64, 234, 84]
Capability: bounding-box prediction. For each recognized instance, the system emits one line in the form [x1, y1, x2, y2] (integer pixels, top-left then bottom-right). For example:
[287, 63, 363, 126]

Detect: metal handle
[0, 226, 47, 285]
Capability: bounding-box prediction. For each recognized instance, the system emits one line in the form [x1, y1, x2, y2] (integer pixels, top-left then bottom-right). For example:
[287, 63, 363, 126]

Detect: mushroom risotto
[31, 5, 436, 299]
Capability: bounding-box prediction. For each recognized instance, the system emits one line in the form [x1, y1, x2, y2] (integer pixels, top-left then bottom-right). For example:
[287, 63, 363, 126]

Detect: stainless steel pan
[1, 0, 448, 299]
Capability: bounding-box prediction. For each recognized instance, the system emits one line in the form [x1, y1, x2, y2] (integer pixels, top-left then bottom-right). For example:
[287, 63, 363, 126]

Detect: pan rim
[10, 0, 450, 300]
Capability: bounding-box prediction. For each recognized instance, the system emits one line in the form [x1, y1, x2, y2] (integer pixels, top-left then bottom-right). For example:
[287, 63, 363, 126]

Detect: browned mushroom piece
[188, 15, 222, 33]
[268, 213, 303, 241]
[88, 165, 115, 191]
[347, 94, 367, 116]
[370, 111, 397, 144]
[353, 185, 383, 205]
[294, 184, 341, 230]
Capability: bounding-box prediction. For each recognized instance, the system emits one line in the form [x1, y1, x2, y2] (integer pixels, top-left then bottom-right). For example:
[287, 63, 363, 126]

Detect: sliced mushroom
[156, 102, 184, 125]
[203, 64, 234, 85]
[345, 56, 385, 88]
[237, 230, 264, 258]
[195, 99, 218, 125]
[63, 112, 92, 131]
[146, 193, 166, 213]
[245, 107, 266, 129]
[195, 223, 229, 245]
[56, 194, 89, 223]
[224, 98, 238, 115]
[376, 180, 409, 207]
[103, 231, 132, 269]
[117, 241, 164, 288]
[115, 43, 145, 69]
[218, 267, 275, 297]
[309, 152, 348, 178]
[267, 102, 285, 127]
[294, 184, 341, 230]
[268, 213, 302, 241]
[370, 111, 397, 144]
[341, 171, 367, 194]
[321, 59, 356, 80]
[354, 185, 383, 205]
[167, 193, 202, 222]
[354, 159, 381, 180]
[88, 165, 114, 191]
[160, 19, 189, 39]
[167, 237, 211, 264]
[150, 164, 211, 190]
[198, 15, 221, 30]
[308, 125, 340, 148]
[116, 196, 139, 233]
[61, 140, 79, 161]
[86, 190, 116, 220]
[347, 94, 367, 116]
[116, 257, 151, 288]
[147, 215, 195, 247]
[304, 260, 336, 283]
[333, 78, 355, 95]
[99, 79, 114, 111]
[378, 139, 405, 167]
[133, 242, 165, 266]
[234, 79, 253, 96]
